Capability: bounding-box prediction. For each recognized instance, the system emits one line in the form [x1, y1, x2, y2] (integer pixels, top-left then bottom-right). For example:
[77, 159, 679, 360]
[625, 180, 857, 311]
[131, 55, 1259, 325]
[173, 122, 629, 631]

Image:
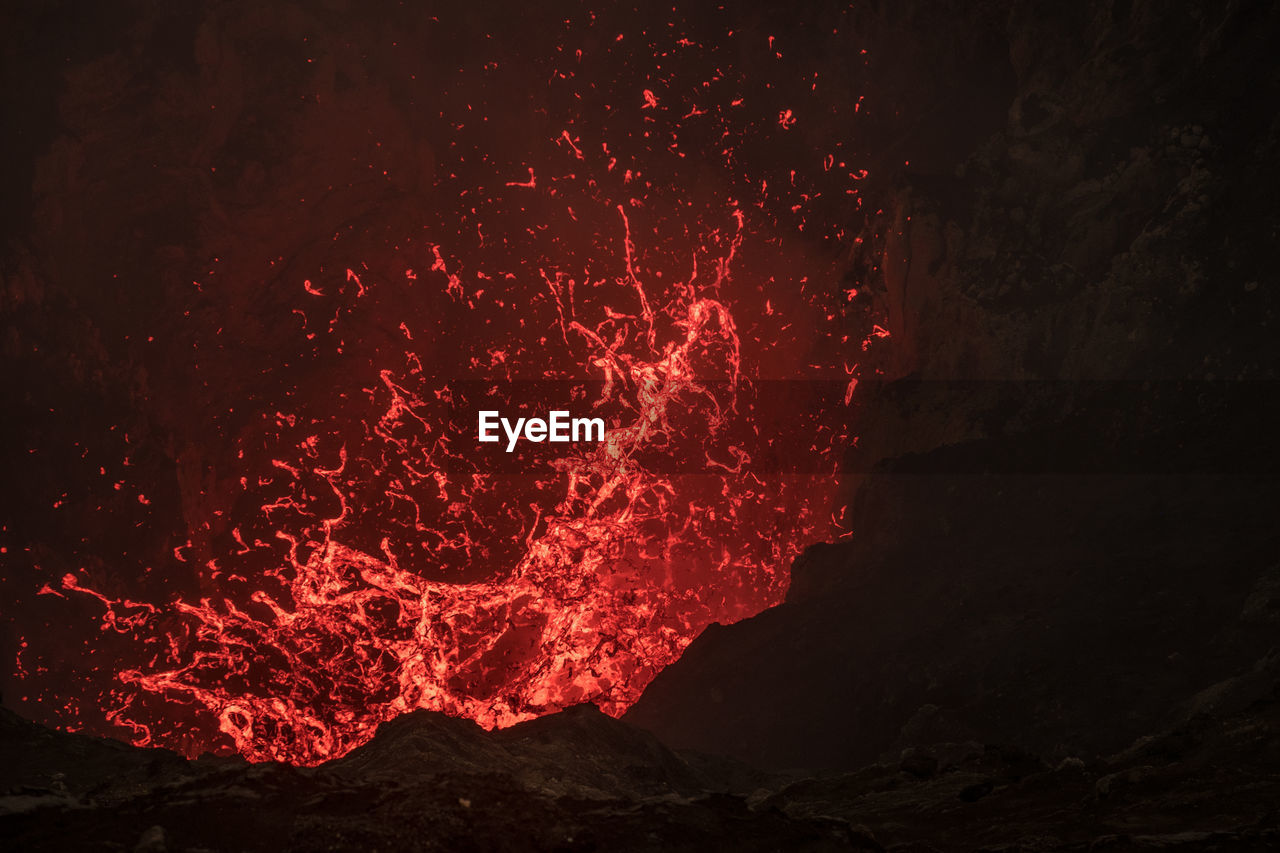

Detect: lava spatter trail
[15, 8, 888, 764]
[59, 209, 849, 765]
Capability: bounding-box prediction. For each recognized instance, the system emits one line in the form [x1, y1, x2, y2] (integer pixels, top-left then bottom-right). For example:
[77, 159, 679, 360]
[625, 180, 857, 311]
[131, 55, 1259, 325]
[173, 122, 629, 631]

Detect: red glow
[17, 10, 888, 765]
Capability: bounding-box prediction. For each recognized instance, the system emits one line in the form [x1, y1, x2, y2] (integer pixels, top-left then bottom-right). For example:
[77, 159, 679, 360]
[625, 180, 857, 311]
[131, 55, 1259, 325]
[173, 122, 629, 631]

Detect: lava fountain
[15, 7, 885, 764]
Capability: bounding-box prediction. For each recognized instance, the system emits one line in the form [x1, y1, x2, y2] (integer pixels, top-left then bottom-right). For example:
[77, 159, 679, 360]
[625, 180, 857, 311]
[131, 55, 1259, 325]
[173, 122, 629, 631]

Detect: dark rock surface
[4, 691, 1279, 850]
[626, 466, 1280, 771]
[1, 704, 865, 852]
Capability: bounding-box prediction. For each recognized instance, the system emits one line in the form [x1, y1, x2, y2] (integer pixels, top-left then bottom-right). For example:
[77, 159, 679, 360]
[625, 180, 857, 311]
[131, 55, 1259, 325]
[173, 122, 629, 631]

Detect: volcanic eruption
[8, 4, 886, 765]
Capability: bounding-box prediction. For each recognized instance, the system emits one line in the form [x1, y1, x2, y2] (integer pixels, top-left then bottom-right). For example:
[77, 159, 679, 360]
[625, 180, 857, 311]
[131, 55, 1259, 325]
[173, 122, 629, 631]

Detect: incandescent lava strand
[63, 201, 856, 765]
[29, 12, 888, 763]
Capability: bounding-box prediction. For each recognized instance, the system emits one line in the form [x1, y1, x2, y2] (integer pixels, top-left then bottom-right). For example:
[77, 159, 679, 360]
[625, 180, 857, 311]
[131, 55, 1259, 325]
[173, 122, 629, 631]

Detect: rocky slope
[4, 691, 1278, 850]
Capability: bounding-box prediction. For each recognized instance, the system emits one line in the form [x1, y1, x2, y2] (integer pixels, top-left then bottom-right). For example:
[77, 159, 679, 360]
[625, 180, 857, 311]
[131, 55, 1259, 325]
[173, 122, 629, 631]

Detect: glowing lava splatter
[16, 9, 888, 764]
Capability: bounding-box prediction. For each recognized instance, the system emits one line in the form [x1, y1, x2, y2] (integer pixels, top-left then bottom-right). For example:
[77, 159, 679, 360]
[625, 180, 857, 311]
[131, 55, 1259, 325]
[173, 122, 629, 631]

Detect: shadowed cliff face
[624, 0, 1280, 770]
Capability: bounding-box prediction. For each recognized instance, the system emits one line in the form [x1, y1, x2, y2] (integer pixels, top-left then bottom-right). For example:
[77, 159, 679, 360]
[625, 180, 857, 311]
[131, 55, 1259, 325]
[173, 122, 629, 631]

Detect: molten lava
[15, 10, 886, 765]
